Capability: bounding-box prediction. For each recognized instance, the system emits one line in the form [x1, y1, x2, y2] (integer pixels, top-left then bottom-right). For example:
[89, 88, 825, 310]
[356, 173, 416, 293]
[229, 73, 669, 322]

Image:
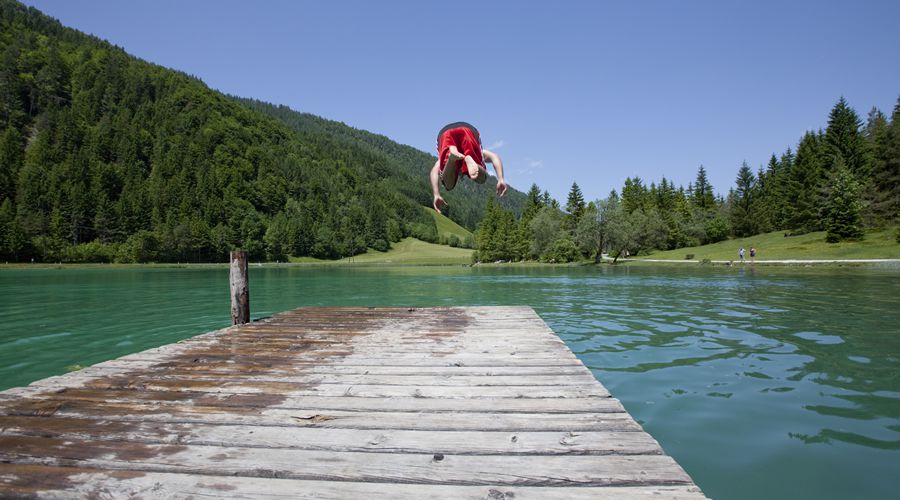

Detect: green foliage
[786, 131, 826, 232]
[691, 165, 715, 211]
[869, 99, 900, 222]
[1, 1, 513, 262]
[527, 205, 563, 259]
[703, 216, 730, 244]
[475, 196, 522, 262]
[621, 177, 650, 213]
[824, 160, 864, 242]
[574, 205, 602, 261]
[730, 162, 757, 237]
[824, 97, 869, 179]
[562, 181, 585, 231]
[540, 237, 578, 263]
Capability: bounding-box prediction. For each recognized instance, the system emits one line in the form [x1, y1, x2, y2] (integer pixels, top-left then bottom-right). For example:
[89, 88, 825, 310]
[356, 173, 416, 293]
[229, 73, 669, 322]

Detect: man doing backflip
[430, 122, 507, 214]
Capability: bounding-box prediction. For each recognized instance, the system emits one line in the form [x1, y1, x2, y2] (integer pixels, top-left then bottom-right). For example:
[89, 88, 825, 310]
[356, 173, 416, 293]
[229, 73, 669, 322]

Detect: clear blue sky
[22, 0, 900, 202]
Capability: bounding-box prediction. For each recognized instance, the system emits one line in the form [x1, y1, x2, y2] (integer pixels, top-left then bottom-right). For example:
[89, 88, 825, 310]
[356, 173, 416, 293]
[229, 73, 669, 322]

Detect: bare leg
[441, 148, 462, 190]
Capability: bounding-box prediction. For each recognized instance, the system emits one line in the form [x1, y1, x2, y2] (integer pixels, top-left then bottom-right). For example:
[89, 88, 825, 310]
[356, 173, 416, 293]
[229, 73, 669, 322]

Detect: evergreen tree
[824, 97, 869, 180]
[0, 43, 25, 128]
[621, 177, 649, 213]
[730, 162, 757, 237]
[869, 98, 900, 222]
[692, 165, 715, 211]
[786, 131, 825, 232]
[824, 159, 864, 242]
[563, 181, 585, 232]
[752, 164, 774, 234]
[521, 183, 543, 227]
[0, 126, 23, 202]
[771, 148, 794, 228]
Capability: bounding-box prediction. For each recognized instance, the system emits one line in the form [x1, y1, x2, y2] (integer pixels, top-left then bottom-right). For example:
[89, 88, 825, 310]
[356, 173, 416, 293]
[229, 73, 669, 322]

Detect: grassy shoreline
[640, 227, 899, 261]
[3, 228, 898, 270]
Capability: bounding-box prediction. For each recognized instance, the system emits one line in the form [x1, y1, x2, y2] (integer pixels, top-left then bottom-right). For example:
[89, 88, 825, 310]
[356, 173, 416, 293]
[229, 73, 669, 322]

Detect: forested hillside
[0, 0, 519, 263]
[475, 96, 900, 263]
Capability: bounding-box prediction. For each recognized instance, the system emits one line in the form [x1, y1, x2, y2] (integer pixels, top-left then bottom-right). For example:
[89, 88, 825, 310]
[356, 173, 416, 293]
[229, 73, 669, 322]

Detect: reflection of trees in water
[788, 429, 900, 450]
[783, 332, 900, 425]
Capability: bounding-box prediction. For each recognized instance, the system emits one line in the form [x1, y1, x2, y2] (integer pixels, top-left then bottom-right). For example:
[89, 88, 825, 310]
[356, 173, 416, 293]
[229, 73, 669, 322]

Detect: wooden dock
[0, 306, 707, 499]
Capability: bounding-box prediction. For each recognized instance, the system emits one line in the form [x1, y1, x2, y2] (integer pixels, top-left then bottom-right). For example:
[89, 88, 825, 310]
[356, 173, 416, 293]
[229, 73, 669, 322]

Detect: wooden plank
[57, 372, 601, 387]
[7, 370, 601, 387]
[81, 359, 594, 376]
[0, 464, 709, 499]
[0, 390, 624, 414]
[0, 402, 641, 432]
[0, 415, 662, 455]
[7, 377, 610, 399]
[0, 435, 694, 486]
[120, 354, 585, 367]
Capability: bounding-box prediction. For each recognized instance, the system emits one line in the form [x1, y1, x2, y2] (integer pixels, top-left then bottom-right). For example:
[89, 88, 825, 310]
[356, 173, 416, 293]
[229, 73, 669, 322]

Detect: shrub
[540, 238, 579, 263]
[685, 254, 695, 260]
[372, 239, 389, 252]
[65, 241, 117, 263]
[117, 230, 159, 263]
[703, 217, 730, 244]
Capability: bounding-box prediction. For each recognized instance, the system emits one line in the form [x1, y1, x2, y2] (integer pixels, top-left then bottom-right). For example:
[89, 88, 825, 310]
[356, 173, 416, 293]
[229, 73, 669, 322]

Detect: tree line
[0, 0, 522, 263]
[475, 96, 900, 262]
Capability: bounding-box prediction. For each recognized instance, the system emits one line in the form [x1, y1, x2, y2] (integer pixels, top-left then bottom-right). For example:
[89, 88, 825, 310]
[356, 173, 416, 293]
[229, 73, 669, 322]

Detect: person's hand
[433, 195, 448, 214]
[495, 180, 508, 197]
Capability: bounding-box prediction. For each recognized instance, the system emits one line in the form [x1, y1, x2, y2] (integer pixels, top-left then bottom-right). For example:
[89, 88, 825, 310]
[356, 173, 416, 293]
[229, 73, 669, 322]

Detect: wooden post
[230, 250, 249, 325]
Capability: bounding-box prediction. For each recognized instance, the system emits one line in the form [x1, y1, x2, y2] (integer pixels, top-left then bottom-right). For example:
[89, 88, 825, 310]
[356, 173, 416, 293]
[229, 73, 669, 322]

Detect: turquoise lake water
[1, 265, 898, 499]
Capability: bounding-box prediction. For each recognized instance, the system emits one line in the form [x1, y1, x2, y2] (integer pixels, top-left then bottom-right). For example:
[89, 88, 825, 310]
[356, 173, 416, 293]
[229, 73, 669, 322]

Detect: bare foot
[464, 156, 487, 182]
[445, 149, 464, 173]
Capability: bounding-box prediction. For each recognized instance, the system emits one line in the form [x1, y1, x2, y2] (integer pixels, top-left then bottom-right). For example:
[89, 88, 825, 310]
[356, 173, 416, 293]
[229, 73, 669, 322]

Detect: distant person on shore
[750, 246, 756, 263]
[739, 247, 745, 263]
[430, 122, 507, 214]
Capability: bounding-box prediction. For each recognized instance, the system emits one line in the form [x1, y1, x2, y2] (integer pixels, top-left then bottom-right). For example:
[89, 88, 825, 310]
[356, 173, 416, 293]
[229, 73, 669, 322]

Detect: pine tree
[0, 44, 25, 128]
[475, 196, 499, 261]
[730, 162, 757, 237]
[772, 148, 794, 228]
[521, 183, 543, 227]
[752, 165, 774, 234]
[869, 98, 900, 222]
[563, 181, 585, 232]
[692, 165, 715, 211]
[824, 97, 869, 180]
[0, 126, 23, 202]
[786, 131, 825, 232]
[621, 177, 649, 213]
[824, 159, 864, 242]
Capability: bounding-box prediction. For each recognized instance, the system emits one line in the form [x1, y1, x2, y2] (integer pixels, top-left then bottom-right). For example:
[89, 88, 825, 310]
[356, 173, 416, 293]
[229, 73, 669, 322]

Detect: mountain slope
[0, 0, 507, 263]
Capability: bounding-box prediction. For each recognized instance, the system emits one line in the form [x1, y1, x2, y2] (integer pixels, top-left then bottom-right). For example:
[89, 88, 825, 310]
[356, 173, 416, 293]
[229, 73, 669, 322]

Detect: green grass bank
[641, 227, 899, 261]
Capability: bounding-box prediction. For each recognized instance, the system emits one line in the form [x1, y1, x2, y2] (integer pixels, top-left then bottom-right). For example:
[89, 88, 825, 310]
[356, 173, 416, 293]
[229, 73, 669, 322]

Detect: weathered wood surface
[229, 249, 249, 325]
[0, 306, 707, 499]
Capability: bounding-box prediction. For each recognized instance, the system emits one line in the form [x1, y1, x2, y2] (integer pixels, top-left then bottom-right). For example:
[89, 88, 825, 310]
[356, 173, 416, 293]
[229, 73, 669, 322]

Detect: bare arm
[482, 149, 508, 196]
[429, 160, 447, 213]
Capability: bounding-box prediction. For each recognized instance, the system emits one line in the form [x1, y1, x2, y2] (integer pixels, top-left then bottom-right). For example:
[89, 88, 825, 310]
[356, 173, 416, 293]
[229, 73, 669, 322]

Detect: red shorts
[437, 125, 484, 176]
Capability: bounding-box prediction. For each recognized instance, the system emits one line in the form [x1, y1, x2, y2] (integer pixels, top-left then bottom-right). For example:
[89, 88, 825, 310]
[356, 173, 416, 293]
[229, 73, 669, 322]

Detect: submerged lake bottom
[1, 265, 898, 500]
